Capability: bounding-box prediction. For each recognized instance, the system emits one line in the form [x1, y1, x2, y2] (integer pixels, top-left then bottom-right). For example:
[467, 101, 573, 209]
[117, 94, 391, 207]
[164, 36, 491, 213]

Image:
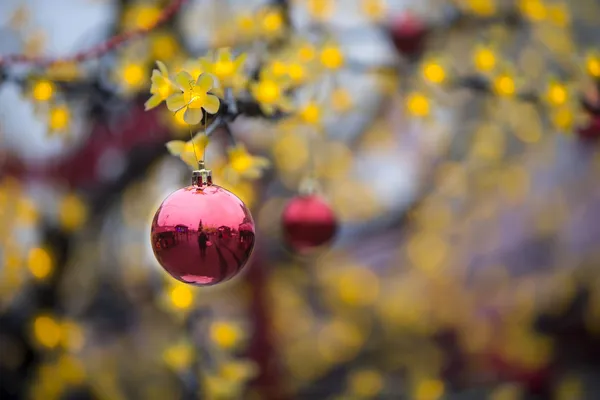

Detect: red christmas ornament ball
[281, 194, 337, 252]
[151, 185, 255, 286]
[389, 11, 428, 57]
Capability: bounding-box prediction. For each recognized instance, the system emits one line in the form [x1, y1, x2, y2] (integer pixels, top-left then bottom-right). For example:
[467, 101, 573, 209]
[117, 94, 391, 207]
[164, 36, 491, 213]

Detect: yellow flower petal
[166, 93, 186, 112]
[234, 53, 247, 69]
[166, 140, 186, 155]
[156, 60, 168, 76]
[217, 47, 232, 62]
[196, 73, 214, 92]
[191, 133, 209, 149]
[181, 151, 199, 168]
[175, 71, 194, 90]
[144, 93, 163, 110]
[203, 95, 220, 114]
[184, 107, 203, 125]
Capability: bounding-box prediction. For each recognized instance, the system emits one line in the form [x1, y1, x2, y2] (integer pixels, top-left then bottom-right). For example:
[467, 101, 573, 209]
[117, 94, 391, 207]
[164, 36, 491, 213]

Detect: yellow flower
[224, 144, 270, 182]
[32, 80, 54, 102]
[298, 101, 322, 126]
[406, 92, 430, 117]
[422, 60, 446, 84]
[48, 105, 70, 135]
[307, 0, 334, 21]
[180, 59, 205, 81]
[545, 80, 568, 106]
[257, 6, 285, 38]
[145, 61, 177, 111]
[199, 48, 248, 95]
[166, 132, 209, 168]
[236, 14, 257, 38]
[320, 43, 344, 70]
[250, 70, 294, 115]
[166, 72, 220, 125]
[362, 0, 386, 21]
[493, 74, 516, 96]
[151, 32, 179, 61]
[123, 4, 161, 30]
[473, 46, 496, 72]
[586, 51, 600, 78]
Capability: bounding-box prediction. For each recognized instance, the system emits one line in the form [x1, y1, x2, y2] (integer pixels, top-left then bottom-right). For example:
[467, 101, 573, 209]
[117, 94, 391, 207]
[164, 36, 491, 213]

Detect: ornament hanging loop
[192, 160, 212, 187]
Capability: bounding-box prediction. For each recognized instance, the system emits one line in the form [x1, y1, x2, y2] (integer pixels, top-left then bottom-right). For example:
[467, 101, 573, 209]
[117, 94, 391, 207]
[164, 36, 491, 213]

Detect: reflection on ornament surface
[151, 185, 255, 286]
[282, 194, 337, 252]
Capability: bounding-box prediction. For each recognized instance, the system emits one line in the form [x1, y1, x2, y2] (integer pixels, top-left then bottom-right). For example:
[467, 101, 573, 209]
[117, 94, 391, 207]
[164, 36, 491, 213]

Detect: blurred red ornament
[150, 166, 255, 286]
[577, 114, 600, 141]
[389, 11, 428, 57]
[281, 194, 337, 252]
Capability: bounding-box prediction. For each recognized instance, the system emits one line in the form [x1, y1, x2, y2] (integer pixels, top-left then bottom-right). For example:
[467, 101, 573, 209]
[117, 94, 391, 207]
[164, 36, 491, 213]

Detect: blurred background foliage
[1, 0, 600, 399]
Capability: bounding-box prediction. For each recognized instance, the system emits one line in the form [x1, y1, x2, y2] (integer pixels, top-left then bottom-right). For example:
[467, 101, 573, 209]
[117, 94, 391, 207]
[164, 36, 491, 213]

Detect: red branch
[0, 0, 187, 68]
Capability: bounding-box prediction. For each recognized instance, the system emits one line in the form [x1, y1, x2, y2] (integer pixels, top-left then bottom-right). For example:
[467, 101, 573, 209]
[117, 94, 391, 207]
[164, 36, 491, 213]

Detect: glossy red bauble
[151, 185, 255, 286]
[389, 11, 428, 57]
[281, 194, 337, 252]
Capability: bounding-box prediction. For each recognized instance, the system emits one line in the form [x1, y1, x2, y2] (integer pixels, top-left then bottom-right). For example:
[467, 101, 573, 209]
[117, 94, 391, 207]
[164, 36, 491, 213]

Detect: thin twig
[0, 0, 188, 68]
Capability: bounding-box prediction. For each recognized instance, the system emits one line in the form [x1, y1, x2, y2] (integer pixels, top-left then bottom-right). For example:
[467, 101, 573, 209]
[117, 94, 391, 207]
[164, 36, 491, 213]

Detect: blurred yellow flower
[307, 0, 334, 20]
[58, 193, 88, 232]
[551, 107, 574, 131]
[348, 368, 384, 397]
[473, 46, 497, 72]
[493, 74, 516, 96]
[57, 354, 86, 385]
[406, 92, 430, 117]
[547, 4, 570, 27]
[199, 48, 248, 95]
[169, 284, 194, 309]
[545, 80, 568, 106]
[119, 60, 147, 93]
[27, 247, 53, 280]
[258, 7, 285, 38]
[519, 0, 547, 21]
[362, 0, 386, 21]
[166, 72, 220, 125]
[32, 80, 54, 102]
[33, 315, 61, 349]
[414, 378, 444, 400]
[236, 14, 256, 37]
[320, 44, 345, 70]
[163, 341, 194, 371]
[166, 132, 209, 169]
[297, 42, 317, 63]
[298, 101, 321, 126]
[151, 32, 180, 61]
[220, 360, 259, 382]
[48, 105, 70, 135]
[467, 0, 496, 16]
[123, 4, 160, 29]
[210, 321, 243, 349]
[287, 62, 308, 85]
[422, 60, 446, 84]
[225, 144, 270, 182]
[586, 51, 600, 78]
[250, 70, 294, 115]
[145, 61, 176, 111]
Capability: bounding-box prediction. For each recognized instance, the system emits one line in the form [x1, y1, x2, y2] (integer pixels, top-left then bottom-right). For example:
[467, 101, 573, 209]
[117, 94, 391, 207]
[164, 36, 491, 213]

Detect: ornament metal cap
[192, 160, 212, 187]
